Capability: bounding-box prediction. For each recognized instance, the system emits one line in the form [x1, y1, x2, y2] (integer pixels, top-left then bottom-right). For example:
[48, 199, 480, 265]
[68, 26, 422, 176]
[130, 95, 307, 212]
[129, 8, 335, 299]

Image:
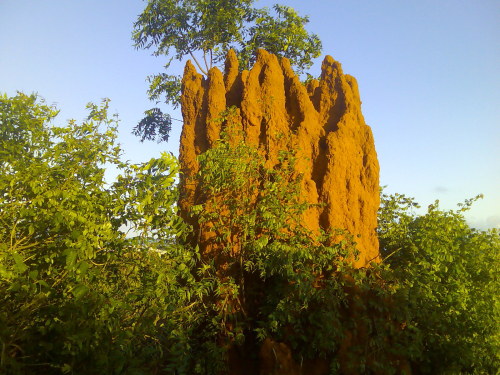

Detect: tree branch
[203, 50, 209, 72]
[189, 51, 208, 75]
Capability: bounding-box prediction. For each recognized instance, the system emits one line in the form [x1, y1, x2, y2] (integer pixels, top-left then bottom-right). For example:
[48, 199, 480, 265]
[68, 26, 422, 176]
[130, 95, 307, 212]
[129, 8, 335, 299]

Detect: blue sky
[1, 0, 499, 229]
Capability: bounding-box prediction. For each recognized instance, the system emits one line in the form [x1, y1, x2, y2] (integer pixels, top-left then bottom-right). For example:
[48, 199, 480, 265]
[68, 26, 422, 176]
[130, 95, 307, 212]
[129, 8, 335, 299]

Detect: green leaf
[65, 250, 77, 268]
[12, 253, 28, 273]
[72, 284, 89, 300]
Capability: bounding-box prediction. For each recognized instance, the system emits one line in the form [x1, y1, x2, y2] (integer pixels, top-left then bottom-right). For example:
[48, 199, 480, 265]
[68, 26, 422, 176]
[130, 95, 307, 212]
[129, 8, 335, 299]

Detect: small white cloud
[434, 186, 449, 193]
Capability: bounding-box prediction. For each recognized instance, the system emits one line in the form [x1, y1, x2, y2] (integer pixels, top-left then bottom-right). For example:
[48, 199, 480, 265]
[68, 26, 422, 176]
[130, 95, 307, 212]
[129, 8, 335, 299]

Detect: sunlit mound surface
[178, 49, 380, 268]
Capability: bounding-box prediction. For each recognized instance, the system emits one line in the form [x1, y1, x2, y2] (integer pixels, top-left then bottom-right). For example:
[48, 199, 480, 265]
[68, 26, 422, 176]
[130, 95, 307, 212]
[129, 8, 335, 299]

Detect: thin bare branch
[189, 51, 208, 75]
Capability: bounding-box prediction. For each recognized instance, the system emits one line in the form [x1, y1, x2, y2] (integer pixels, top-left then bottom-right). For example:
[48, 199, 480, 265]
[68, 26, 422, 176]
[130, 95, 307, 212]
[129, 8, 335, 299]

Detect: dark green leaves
[133, 0, 255, 70]
[239, 4, 322, 73]
[133, 0, 321, 73]
[132, 107, 173, 142]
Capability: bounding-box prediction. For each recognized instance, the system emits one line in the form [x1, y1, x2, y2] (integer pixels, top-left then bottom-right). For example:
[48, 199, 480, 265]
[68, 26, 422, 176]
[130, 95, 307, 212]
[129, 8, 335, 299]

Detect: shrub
[378, 192, 500, 374]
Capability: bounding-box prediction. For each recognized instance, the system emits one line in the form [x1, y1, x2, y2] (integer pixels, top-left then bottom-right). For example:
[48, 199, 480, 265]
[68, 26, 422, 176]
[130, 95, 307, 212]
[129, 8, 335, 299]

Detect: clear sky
[1, 0, 499, 229]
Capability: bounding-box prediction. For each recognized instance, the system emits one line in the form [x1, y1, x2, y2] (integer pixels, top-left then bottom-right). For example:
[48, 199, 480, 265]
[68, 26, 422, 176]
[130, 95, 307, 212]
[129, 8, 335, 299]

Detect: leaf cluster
[378, 191, 500, 374]
[132, 0, 322, 142]
[133, 0, 321, 75]
[132, 107, 173, 143]
[0, 93, 203, 374]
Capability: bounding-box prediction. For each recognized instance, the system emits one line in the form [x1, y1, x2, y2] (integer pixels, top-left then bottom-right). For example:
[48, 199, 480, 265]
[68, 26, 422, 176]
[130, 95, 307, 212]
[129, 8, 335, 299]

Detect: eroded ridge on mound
[179, 49, 380, 267]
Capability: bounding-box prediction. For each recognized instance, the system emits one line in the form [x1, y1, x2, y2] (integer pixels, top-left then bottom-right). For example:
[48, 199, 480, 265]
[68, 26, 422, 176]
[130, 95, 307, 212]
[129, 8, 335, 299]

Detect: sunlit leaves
[0, 93, 196, 374]
[3, 92, 496, 373]
[378, 191, 500, 373]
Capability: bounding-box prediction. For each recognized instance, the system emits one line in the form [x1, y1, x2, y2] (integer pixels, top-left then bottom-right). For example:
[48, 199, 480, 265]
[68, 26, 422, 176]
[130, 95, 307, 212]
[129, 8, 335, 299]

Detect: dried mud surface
[179, 49, 380, 268]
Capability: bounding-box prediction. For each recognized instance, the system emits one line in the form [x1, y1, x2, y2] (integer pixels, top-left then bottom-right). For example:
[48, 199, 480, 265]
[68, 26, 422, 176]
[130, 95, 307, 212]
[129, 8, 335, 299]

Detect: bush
[378, 192, 500, 374]
[0, 93, 198, 374]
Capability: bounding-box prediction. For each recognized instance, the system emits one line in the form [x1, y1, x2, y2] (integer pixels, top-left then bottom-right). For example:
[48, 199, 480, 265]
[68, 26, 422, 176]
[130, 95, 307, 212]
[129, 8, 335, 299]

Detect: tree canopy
[132, 0, 322, 142]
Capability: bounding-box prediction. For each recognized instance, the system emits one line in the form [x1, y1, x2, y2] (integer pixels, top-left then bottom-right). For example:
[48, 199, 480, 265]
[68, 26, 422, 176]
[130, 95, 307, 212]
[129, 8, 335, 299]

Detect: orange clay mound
[178, 49, 380, 268]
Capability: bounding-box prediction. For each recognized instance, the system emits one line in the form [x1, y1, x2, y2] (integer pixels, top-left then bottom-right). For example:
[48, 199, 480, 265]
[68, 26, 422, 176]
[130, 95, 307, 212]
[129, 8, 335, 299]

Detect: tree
[0, 93, 199, 374]
[378, 192, 500, 374]
[132, 0, 322, 142]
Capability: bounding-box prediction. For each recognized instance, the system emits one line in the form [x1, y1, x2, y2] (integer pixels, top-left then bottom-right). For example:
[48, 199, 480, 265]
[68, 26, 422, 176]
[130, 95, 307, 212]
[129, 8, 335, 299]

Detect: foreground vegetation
[1, 93, 498, 374]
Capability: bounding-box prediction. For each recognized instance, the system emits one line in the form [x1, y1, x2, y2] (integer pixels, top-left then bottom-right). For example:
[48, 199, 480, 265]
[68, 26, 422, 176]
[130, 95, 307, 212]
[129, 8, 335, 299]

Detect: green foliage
[0, 93, 199, 374]
[3, 94, 497, 374]
[378, 191, 500, 374]
[132, 107, 173, 143]
[132, 0, 322, 142]
[238, 4, 323, 73]
[182, 116, 413, 374]
[133, 0, 321, 74]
